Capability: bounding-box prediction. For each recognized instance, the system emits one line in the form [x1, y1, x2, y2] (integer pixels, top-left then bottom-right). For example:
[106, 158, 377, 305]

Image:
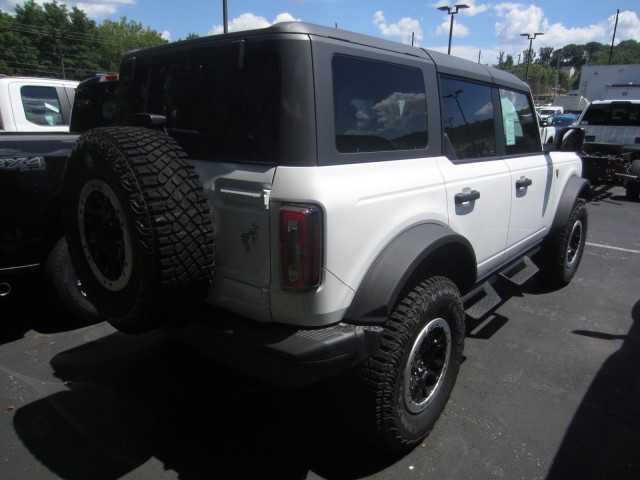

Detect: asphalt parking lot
[1, 181, 639, 480]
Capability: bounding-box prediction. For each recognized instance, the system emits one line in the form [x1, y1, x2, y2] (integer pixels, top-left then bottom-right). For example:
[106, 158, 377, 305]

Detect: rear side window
[499, 89, 541, 155]
[20, 86, 64, 126]
[441, 77, 495, 160]
[581, 103, 640, 126]
[332, 55, 428, 153]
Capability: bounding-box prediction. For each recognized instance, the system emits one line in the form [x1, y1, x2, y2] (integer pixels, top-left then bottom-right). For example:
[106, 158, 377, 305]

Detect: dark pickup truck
[1, 74, 117, 320]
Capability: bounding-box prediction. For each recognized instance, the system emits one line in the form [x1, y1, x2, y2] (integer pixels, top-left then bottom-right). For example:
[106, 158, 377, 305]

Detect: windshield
[549, 115, 576, 127]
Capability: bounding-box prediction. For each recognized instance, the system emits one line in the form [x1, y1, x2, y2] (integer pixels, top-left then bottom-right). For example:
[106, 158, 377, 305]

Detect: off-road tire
[333, 276, 465, 451]
[625, 159, 640, 200]
[62, 127, 215, 334]
[537, 200, 587, 289]
[44, 236, 99, 323]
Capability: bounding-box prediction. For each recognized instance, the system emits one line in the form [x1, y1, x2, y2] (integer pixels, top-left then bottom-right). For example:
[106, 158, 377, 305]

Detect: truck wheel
[336, 276, 465, 451]
[625, 159, 640, 200]
[44, 236, 99, 323]
[63, 127, 215, 334]
[537, 200, 587, 289]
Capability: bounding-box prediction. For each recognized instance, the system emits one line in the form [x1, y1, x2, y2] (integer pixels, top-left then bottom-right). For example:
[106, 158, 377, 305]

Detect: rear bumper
[165, 307, 383, 390]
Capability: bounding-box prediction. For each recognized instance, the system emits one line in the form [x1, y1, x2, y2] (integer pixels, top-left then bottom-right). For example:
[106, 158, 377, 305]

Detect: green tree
[0, 11, 21, 74]
[97, 17, 167, 73]
[0, 1, 168, 79]
[537, 46, 554, 65]
[504, 54, 514, 69]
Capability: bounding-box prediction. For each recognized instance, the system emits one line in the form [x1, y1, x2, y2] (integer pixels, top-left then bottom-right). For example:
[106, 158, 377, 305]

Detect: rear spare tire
[62, 127, 215, 333]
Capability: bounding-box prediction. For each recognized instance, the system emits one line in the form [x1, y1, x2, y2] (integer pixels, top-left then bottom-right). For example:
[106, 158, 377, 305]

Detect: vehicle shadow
[12, 328, 402, 480]
[0, 272, 102, 345]
[545, 299, 640, 480]
[588, 180, 637, 204]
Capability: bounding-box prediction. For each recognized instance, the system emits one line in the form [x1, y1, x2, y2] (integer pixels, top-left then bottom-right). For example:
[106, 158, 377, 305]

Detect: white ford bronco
[62, 22, 590, 451]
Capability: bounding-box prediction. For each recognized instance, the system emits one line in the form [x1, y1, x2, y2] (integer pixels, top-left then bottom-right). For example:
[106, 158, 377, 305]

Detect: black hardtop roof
[122, 21, 528, 92]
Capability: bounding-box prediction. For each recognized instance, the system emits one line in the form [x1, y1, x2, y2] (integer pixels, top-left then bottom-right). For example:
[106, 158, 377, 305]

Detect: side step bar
[463, 282, 501, 320]
[499, 255, 539, 286]
[463, 255, 539, 320]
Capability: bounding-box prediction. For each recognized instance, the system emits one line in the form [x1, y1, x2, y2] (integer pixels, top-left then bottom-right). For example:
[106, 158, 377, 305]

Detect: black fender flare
[549, 176, 590, 238]
[343, 223, 476, 325]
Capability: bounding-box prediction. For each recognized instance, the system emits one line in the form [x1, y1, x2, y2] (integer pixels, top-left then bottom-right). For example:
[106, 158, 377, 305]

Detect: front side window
[20, 86, 64, 126]
[441, 77, 495, 160]
[332, 55, 428, 153]
[499, 89, 542, 155]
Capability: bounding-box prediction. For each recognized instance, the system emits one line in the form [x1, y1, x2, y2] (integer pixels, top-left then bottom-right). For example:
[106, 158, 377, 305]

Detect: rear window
[581, 103, 640, 126]
[122, 44, 281, 163]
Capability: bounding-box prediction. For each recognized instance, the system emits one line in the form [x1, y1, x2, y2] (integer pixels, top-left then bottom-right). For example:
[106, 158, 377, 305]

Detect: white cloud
[210, 12, 300, 35]
[464, 0, 489, 17]
[435, 19, 469, 37]
[160, 30, 170, 41]
[614, 10, 640, 44]
[494, 3, 546, 41]
[373, 10, 423, 46]
[430, 44, 498, 64]
[494, 4, 640, 59]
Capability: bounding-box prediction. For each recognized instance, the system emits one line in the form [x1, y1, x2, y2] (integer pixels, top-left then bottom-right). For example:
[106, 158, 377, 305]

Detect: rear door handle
[454, 189, 480, 204]
[516, 177, 533, 189]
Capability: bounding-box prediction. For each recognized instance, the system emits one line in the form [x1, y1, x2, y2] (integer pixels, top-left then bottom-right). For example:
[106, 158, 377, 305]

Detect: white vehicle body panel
[269, 158, 448, 327]
[0, 77, 78, 132]
[504, 153, 555, 250]
[436, 156, 510, 278]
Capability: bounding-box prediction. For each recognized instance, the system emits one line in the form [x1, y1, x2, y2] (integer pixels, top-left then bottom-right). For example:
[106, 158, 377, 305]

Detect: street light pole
[438, 4, 469, 55]
[520, 32, 543, 83]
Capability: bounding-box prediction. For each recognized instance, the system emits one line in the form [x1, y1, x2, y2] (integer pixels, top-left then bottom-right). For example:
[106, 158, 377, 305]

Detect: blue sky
[1, 1, 639, 64]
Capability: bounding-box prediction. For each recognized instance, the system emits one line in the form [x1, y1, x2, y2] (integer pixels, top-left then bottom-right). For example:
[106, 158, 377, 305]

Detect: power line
[0, 19, 159, 49]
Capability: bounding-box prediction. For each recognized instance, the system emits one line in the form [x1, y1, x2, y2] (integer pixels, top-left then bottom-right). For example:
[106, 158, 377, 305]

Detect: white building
[578, 64, 640, 100]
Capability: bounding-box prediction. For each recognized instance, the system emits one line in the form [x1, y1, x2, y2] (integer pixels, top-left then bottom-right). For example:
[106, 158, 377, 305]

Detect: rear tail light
[99, 74, 119, 82]
[280, 205, 322, 291]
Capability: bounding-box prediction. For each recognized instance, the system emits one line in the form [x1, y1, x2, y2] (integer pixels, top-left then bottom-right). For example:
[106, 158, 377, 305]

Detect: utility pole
[478, 50, 481, 64]
[54, 29, 65, 79]
[609, 9, 619, 65]
[223, 0, 228, 33]
[554, 54, 560, 97]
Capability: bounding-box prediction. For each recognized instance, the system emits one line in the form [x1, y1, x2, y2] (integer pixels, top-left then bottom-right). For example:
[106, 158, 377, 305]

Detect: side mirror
[555, 127, 584, 152]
